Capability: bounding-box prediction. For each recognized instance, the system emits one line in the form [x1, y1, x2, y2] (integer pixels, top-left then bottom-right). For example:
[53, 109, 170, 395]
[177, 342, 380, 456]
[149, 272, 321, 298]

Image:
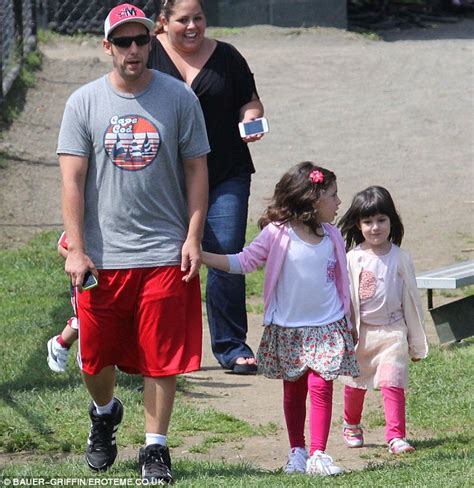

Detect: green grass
[409, 340, 474, 431]
[464, 285, 474, 297]
[37, 29, 99, 45]
[0, 232, 275, 456]
[207, 27, 243, 38]
[37, 29, 70, 44]
[1, 231, 473, 486]
[1, 31, 103, 131]
[0, 151, 11, 168]
[0, 50, 42, 129]
[364, 338, 474, 433]
[434, 284, 473, 300]
[1, 445, 472, 486]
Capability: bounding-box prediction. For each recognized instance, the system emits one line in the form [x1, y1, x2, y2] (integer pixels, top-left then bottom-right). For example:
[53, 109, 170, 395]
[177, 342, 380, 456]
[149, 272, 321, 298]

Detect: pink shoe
[389, 438, 415, 454]
[343, 423, 364, 448]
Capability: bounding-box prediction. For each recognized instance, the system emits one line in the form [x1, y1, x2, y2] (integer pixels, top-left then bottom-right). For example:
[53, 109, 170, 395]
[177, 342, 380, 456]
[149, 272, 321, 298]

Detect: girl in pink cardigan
[338, 186, 428, 455]
[202, 162, 359, 477]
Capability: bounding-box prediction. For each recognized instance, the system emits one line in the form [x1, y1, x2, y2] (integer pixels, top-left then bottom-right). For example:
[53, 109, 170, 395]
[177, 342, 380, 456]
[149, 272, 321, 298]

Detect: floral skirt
[256, 318, 360, 381]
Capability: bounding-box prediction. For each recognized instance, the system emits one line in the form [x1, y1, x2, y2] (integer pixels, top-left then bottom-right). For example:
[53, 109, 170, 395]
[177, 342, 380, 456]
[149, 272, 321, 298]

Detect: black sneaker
[139, 444, 173, 485]
[85, 398, 124, 471]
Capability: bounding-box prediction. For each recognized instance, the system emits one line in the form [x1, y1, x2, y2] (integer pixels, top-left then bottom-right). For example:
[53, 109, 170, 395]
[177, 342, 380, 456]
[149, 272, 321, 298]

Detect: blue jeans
[202, 174, 254, 368]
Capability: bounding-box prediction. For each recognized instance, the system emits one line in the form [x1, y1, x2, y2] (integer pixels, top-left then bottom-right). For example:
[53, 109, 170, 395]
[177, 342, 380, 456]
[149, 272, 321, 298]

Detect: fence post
[31, 0, 37, 37]
[152, 0, 161, 17]
[205, 0, 219, 26]
[36, 0, 48, 28]
[0, 6, 3, 106]
[269, 0, 274, 25]
[13, 0, 24, 59]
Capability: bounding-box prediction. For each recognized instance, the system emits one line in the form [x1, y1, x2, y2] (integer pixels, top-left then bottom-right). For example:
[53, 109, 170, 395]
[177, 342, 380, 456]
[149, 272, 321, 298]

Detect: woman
[149, 0, 265, 374]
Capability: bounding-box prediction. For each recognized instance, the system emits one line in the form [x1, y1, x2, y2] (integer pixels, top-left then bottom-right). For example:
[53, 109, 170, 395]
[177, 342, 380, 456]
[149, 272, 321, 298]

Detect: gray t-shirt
[57, 70, 210, 269]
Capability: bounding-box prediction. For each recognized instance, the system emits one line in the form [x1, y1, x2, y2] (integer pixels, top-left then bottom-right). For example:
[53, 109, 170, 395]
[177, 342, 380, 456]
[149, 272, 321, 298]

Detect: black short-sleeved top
[148, 38, 259, 188]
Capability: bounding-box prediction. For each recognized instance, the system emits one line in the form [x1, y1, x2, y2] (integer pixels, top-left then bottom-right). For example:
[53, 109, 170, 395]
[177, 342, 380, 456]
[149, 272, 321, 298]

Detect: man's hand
[65, 250, 97, 291]
[181, 238, 202, 282]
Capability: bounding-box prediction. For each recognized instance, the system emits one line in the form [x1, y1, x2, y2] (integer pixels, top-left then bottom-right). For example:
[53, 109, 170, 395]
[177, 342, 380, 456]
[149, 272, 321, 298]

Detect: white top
[358, 245, 404, 326]
[269, 226, 343, 327]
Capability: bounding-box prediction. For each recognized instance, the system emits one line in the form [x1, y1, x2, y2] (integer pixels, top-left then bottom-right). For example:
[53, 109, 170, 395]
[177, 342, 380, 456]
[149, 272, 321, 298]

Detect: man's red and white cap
[104, 3, 154, 39]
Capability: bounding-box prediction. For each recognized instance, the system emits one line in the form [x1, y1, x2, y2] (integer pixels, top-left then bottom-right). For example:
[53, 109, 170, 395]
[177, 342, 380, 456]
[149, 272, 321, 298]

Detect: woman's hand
[239, 96, 264, 143]
[242, 132, 264, 144]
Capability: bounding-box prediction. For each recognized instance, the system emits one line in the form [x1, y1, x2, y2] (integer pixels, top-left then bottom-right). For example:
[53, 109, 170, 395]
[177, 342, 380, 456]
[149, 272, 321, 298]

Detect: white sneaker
[306, 450, 344, 476]
[283, 447, 308, 474]
[47, 335, 71, 372]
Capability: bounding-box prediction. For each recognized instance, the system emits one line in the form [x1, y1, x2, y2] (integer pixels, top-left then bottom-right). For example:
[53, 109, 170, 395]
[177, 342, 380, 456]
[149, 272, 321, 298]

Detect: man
[57, 3, 209, 484]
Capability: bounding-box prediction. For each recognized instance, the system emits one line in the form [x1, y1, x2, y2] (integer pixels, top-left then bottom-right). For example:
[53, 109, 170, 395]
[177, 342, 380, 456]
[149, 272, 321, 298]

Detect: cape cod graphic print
[104, 115, 160, 170]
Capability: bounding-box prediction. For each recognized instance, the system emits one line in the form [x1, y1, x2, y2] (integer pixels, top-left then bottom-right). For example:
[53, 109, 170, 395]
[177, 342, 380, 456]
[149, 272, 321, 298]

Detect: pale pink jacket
[227, 222, 352, 328]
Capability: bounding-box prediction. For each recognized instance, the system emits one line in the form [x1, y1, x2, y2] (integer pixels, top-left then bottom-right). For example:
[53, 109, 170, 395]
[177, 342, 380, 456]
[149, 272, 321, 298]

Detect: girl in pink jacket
[202, 162, 359, 477]
[338, 186, 428, 455]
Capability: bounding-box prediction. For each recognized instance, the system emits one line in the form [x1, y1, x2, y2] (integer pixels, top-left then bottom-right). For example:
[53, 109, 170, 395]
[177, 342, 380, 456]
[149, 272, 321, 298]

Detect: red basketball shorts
[77, 266, 202, 377]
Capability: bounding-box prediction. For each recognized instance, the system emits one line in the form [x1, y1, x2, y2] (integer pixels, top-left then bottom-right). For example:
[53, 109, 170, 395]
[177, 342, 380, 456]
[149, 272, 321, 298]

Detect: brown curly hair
[258, 161, 337, 236]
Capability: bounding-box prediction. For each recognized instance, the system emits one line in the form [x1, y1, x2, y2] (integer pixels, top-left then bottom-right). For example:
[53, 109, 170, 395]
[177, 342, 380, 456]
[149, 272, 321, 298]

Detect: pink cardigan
[227, 222, 352, 327]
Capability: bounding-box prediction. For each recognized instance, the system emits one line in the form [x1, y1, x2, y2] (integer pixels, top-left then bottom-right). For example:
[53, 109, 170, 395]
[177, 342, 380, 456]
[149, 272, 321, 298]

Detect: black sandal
[229, 360, 257, 375]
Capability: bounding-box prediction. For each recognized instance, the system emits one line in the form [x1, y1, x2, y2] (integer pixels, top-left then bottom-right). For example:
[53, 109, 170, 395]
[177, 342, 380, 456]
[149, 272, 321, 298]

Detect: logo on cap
[104, 3, 154, 39]
[117, 5, 138, 19]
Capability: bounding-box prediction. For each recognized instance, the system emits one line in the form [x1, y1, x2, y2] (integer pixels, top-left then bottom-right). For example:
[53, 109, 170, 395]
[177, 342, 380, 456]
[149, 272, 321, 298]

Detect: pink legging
[343, 385, 406, 443]
[283, 371, 333, 454]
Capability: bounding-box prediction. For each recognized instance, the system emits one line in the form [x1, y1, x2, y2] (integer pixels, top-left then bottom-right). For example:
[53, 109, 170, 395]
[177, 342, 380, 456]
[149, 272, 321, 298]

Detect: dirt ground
[0, 19, 473, 472]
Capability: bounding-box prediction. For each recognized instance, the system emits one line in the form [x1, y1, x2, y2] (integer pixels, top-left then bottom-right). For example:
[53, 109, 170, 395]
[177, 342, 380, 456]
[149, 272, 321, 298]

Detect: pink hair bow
[309, 170, 324, 184]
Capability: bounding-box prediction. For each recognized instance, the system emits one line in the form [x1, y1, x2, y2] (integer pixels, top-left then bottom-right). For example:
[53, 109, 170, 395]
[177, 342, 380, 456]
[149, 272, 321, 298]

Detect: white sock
[94, 398, 115, 416]
[146, 433, 167, 447]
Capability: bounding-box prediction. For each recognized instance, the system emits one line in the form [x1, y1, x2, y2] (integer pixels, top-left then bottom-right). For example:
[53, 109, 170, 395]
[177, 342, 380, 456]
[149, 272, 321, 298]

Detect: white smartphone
[238, 117, 269, 138]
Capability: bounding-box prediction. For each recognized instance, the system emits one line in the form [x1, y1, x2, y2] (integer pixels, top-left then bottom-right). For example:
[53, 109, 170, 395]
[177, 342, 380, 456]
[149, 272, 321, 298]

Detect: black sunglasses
[109, 34, 150, 48]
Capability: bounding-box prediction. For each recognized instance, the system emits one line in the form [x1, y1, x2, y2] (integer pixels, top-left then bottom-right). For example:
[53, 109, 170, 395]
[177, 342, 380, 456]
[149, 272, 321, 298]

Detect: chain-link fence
[46, 0, 161, 34]
[6, 1, 457, 107]
[1, 0, 345, 107]
[1, 0, 39, 105]
[0, 1, 161, 106]
[36, 1, 346, 34]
